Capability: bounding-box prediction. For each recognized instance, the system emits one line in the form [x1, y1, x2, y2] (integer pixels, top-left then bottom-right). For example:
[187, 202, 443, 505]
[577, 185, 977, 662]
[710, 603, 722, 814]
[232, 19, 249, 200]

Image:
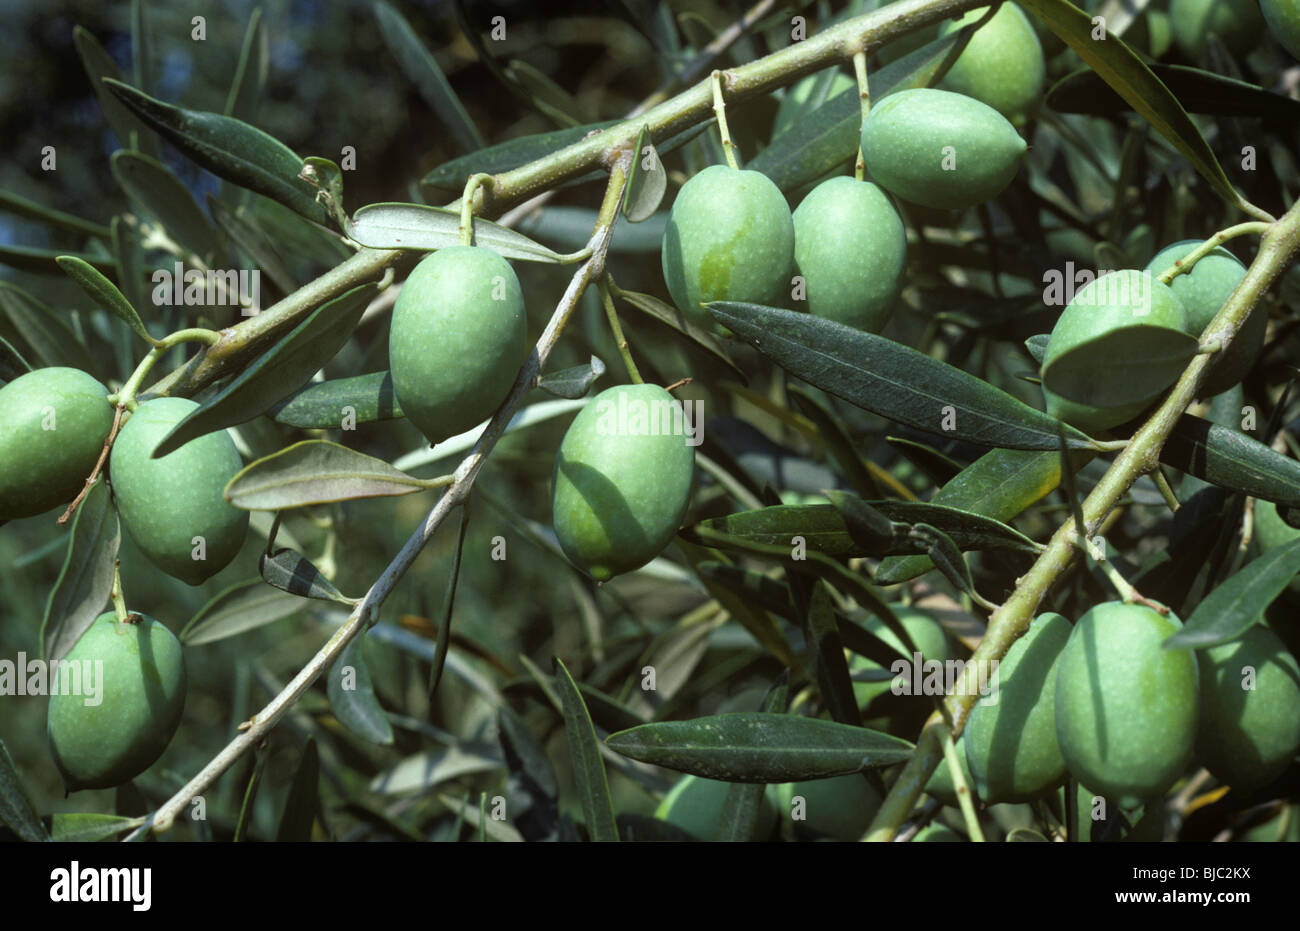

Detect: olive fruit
[1054, 602, 1199, 807]
[792, 177, 906, 332]
[552, 383, 695, 581]
[1067, 784, 1165, 842]
[46, 612, 187, 791]
[964, 612, 1070, 804]
[925, 736, 976, 807]
[654, 775, 777, 841]
[850, 604, 953, 708]
[937, 4, 1045, 125]
[389, 246, 528, 444]
[0, 367, 113, 520]
[777, 774, 881, 841]
[1196, 624, 1300, 792]
[1041, 270, 1194, 411]
[661, 164, 795, 330]
[1170, 0, 1265, 58]
[1042, 385, 1151, 434]
[1145, 240, 1260, 396]
[773, 68, 855, 138]
[911, 823, 963, 842]
[1263, 0, 1300, 58]
[110, 397, 248, 585]
[859, 88, 1027, 210]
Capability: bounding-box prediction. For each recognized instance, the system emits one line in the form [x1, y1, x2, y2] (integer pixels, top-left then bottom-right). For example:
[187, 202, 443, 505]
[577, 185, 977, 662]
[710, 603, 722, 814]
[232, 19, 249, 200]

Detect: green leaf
[328, 634, 395, 745]
[111, 216, 149, 325]
[41, 480, 119, 664]
[1018, 0, 1244, 211]
[56, 255, 156, 346]
[615, 288, 747, 383]
[885, 436, 964, 486]
[498, 704, 559, 800]
[554, 657, 619, 842]
[275, 738, 320, 841]
[1164, 540, 1300, 650]
[788, 386, 881, 499]
[154, 283, 376, 457]
[393, 398, 588, 471]
[428, 501, 471, 700]
[225, 440, 431, 510]
[103, 78, 331, 226]
[912, 522, 979, 603]
[0, 189, 110, 239]
[1024, 333, 1051, 366]
[0, 333, 32, 383]
[130, 0, 153, 94]
[710, 303, 1095, 451]
[110, 150, 224, 264]
[806, 581, 862, 727]
[1162, 415, 1300, 508]
[0, 740, 49, 842]
[72, 26, 158, 158]
[538, 356, 605, 400]
[606, 713, 915, 782]
[1048, 64, 1300, 120]
[346, 202, 563, 263]
[180, 579, 306, 645]
[505, 59, 585, 126]
[50, 813, 143, 842]
[0, 244, 115, 278]
[372, 745, 504, 794]
[373, 0, 485, 152]
[259, 547, 354, 605]
[622, 125, 667, 222]
[270, 371, 403, 428]
[207, 196, 298, 296]
[420, 120, 618, 192]
[225, 7, 268, 122]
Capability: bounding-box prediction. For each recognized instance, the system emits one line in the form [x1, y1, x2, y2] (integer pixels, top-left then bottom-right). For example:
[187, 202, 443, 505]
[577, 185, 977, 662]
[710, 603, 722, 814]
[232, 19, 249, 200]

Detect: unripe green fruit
[965, 612, 1070, 804]
[860, 88, 1027, 210]
[1170, 0, 1265, 58]
[1263, 0, 1300, 58]
[1054, 602, 1199, 807]
[1145, 240, 1260, 396]
[850, 605, 952, 708]
[654, 775, 777, 841]
[552, 384, 694, 581]
[0, 367, 113, 519]
[661, 165, 795, 331]
[777, 774, 881, 841]
[390, 246, 528, 444]
[110, 397, 248, 585]
[1041, 270, 1192, 410]
[773, 69, 855, 138]
[911, 823, 963, 842]
[46, 612, 187, 791]
[925, 736, 976, 806]
[1042, 384, 1151, 434]
[1196, 624, 1300, 792]
[792, 177, 906, 332]
[938, 4, 1046, 125]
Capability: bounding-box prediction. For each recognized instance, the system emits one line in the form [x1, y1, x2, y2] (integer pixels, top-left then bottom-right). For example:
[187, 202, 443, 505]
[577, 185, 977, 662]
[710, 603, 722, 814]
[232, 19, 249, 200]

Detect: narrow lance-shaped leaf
[225, 440, 433, 511]
[1162, 414, 1300, 508]
[346, 202, 563, 263]
[56, 255, 156, 346]
[328, 633, 394, 745]
[710, 303, 1096, 451]
[225, 7, 268, 122]
[606, 713, 915, 782]
[103, 78, 331, 225]
[504, 58, 585, 126]
[0, 740, 49, 842]
[154, 283, 377, 457]
[0, 334, 32, 383]
[421, 120, 618, 191]
[110, 150, 224, 264]
[615, 288, 747, 383]
[1047, 64, 1300, 120]
[622, 125, 667, 222]
[429, 501, 472, 700]
[538, 356, 605, 400]
[806, 581, 862, 728]
[718, 676, 789, 842]
[0, 245, 115, 278]
[72, 26, 158, 157]
[1164, 539, 1300, 650]
[207, 195, 299, 297]
[555, 657, 620, 842]
[788, 386, 881, 499]
[50, 813, 144, 843]
[180, 578, 305, 645]
[0, 282, 98, 375]
[275, 738, 320, 842]
[260, 547, 354, 605]
[41, 479, 119, 664]
[0, 190, 110, 240]
[270, 371, 403, 428]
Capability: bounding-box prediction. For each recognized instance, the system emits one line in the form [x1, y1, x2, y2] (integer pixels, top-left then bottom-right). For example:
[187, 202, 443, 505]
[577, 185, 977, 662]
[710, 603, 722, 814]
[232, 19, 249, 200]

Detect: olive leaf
[153, 283, 376, 457]
[787, 386, 881, 499]
[72, 25, 159, 158]
[1162, 414, 1300, 508]
[275, 738, 320, 841]
[806, 582, 862, 727]
[719, 676, 790, 841]
[180, 578, 306, 645]
[885, 436, 964, 486]
[614, 288, 747, 383]
[270, 371, 404, 428]
[56, 255, 156, 346]
[1163, 539, 1300, 650]
[0, 190, 110, 240]
[0, 333, 32, 383]
[1048, 64, 1300, 120]
[49, 812, 144, 842]
[346, 203, 563, 263]
[0, 740, 49, 842]
[225, 440, 433, 510]
[41, 479, 119, 664]
[710, 302, 1096, 451]
[605, 713, 915, 782]
[421, 120, 618, 192]
[207, 195, 299, 296]
[0, 244, 115, 278]
[103, 78, 331, 226]
[328, 634, 394, 746]
[504, 59, 586, 126]
[224, 6, 268, 122]
[110, 216, 149, 326]
[621, 124, 667, 222]
[538, 356, 605, 400]
[110, 150, 225, 265]
[259, 547, 354, 605]
[554, 657, 620, 842]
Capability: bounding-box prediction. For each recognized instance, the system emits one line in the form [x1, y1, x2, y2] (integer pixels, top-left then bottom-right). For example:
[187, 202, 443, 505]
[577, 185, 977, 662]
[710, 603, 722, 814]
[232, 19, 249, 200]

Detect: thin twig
[57, 404, 125, 525]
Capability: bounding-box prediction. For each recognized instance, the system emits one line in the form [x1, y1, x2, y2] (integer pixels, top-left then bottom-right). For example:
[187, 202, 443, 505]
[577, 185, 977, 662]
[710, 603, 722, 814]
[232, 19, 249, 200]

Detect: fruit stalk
[866, 196, 1300, 841]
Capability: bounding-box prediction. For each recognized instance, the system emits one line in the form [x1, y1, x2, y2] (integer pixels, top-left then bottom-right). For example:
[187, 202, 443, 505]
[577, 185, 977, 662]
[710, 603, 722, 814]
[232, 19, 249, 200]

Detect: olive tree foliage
[2, 0, 1300, 843]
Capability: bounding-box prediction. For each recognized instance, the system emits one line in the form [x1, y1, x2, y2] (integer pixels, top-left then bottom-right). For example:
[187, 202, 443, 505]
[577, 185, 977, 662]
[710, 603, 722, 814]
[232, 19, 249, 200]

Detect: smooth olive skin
[1170, 0, 1266, 58]
[110, 397, 248, 585]
[389, 246, 528, 444]
[850, 605, 953, 708]
[1042, 384, 1151, 434]
[938, 4, 1045, 125]
[1041, 270, 1191, 410]
[1263, 0, 1300, 58]
[1054, 602, 1199, 807]
[1196, 624, 1300, 792]
[655, 775, 777, 841]
[860, 88, 1027, 210]
[46, 612, 187, 791]
[792, 177, 906, 333]
[552, 384, 694, 581]
[778, 775, 882, 841]
[661, 165, 795, 330]
[1145, 240, 1261, 396]
[773, 68, 855, 138]
[0, 367, 113, 519]
[965, 612, 1070, 804]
